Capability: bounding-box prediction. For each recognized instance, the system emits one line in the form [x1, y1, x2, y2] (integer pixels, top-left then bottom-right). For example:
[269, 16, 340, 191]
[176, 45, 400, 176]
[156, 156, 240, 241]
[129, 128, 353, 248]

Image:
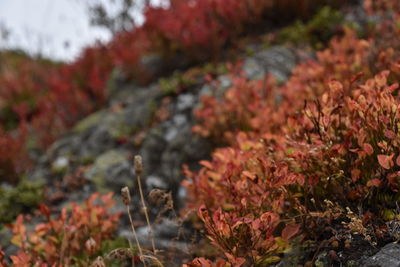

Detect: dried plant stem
[122, 186, 146, 267]
[126, 205, 142, 267]
[136, 165, 157, 255]
[142, 255, 164, 267]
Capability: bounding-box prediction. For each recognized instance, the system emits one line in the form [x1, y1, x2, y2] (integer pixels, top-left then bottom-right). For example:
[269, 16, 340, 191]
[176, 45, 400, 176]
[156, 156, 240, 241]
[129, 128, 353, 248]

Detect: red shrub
[9, 193, 120, 266]
[143, 0, 329, 60]
[193, 74, 278, 143]
[0, 0, 353, 180]
[186, 1, 400, 263]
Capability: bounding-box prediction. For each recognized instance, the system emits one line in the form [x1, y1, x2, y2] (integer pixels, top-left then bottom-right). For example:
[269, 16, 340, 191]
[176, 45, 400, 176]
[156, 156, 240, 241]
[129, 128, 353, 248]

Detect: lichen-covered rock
[84, 149, 134, 192]
[73, 111, 107, 133]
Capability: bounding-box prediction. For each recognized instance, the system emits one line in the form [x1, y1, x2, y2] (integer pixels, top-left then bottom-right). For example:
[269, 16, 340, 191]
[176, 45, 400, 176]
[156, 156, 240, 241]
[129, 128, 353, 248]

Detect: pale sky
[0, 0, 166, 62]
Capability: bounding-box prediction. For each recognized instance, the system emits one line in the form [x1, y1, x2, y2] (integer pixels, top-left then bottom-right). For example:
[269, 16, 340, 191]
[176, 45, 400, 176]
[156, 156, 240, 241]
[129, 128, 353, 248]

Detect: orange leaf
[351, 169, 361, 182]
[396, 155, 400, 167]
[367, 179, 381, 187]
[224, 253, 245, 267]
[242, 170, 256, 180]
[200, 160, 213, 169]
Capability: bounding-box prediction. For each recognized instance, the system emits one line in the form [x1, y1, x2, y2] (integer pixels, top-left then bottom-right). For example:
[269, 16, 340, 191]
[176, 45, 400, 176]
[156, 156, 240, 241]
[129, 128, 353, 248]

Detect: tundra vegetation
[2, 0, 400, 266]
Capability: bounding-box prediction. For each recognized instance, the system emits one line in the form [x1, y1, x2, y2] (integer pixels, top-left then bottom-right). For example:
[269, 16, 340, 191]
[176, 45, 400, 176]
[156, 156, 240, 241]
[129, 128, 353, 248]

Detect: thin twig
[121, 186, 146, 267]
[135, 155, 157, 254]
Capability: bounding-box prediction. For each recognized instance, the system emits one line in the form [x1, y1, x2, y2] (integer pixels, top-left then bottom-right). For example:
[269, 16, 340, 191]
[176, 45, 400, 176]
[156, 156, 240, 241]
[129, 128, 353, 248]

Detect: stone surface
[244, 46, 296, 82]
[84, 149, 133, 192]
[362, 243, 400, 267]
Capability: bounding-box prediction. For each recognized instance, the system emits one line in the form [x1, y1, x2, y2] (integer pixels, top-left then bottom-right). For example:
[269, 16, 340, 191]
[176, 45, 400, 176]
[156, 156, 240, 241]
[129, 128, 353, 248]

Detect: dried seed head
[106, 248, 136, 261]
[90, 256, 106, 267]
[148, 189, 168, 207]
[121, 186, 131, 205]
[149, 189, 174, 220]
[85, 237, 97, 255]
[134, 155, 143, 174]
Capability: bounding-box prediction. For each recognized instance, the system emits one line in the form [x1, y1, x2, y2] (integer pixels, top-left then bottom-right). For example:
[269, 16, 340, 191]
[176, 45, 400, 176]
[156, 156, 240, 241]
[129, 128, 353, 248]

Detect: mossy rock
[84, 150, 134, 192]
[73, 111, 107, 133]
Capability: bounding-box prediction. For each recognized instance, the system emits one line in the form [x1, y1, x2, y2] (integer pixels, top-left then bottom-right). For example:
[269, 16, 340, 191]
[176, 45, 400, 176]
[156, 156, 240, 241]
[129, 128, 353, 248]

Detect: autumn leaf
[351, 169, 361, 181]
[200, 160, 213, 169]
[242, 170, 256, 180]
[224, 253, 246, 267]
[377, 154, 394, 169]
[384, 130, 396, 139]
[281, 223, 300, 240]
[367, 179, 381, 187]
[363, 143, 374, 155]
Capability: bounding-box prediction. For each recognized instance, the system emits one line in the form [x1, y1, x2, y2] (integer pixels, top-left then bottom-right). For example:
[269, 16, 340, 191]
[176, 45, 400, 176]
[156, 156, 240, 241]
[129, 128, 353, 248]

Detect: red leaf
[242, 170, 256, 180]
[363, 143, 374, 156]
[396, 155, 400, 167]
[224, 253, 246, 267]
[328, 80, 344, 94]
[281, 223, 300, 240]
[377, 154, 393, 170]
[367, 179, 381, 187]
[384, 130, 396, 139]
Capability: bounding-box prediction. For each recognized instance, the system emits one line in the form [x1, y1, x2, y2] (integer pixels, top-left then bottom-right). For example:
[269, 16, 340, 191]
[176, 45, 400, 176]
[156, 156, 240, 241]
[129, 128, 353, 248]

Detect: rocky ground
[2, 1, 400, 266]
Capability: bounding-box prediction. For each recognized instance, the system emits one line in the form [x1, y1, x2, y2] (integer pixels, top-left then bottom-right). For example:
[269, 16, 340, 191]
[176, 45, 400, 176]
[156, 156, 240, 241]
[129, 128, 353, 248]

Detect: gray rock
[0, 227, 17, 257]
[216, 75, 232, 97]
[244, 46, 296, 82]
[84, 149, 134, 192]
[176, 94, 195, 111]
[362, 243, 400, 267]
[121, 219, 191, 252]
[140, 128, 168, 177]
[73, 111, 107, 133]
[164, 122, 179, 142]
[243, 57, 266, 80]
[140, 53, 164, 78]
[199, 84, 213, 97]
[146, 175, 168, 190]
[51, 156, 69, 175]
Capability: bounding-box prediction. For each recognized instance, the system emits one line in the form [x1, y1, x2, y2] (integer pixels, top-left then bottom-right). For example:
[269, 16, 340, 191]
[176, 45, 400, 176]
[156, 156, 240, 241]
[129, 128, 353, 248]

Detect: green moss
[278, 6, 344, 48]
[108, 116, 132, 139]
[73, 111, 106, 133]
[202, 62, 229, 76]
[159, 70, 196, 95]
[0, 179, 44, 225]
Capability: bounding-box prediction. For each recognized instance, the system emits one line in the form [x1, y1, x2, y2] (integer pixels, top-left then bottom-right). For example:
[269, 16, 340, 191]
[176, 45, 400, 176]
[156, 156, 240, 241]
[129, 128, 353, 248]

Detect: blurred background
[0, 0, 166, 61]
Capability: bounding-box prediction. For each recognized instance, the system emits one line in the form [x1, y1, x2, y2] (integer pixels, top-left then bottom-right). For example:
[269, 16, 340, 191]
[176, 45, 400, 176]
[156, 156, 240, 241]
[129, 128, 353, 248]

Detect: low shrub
[9, 193, 121, 266]
[186, 1, 400, 264]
